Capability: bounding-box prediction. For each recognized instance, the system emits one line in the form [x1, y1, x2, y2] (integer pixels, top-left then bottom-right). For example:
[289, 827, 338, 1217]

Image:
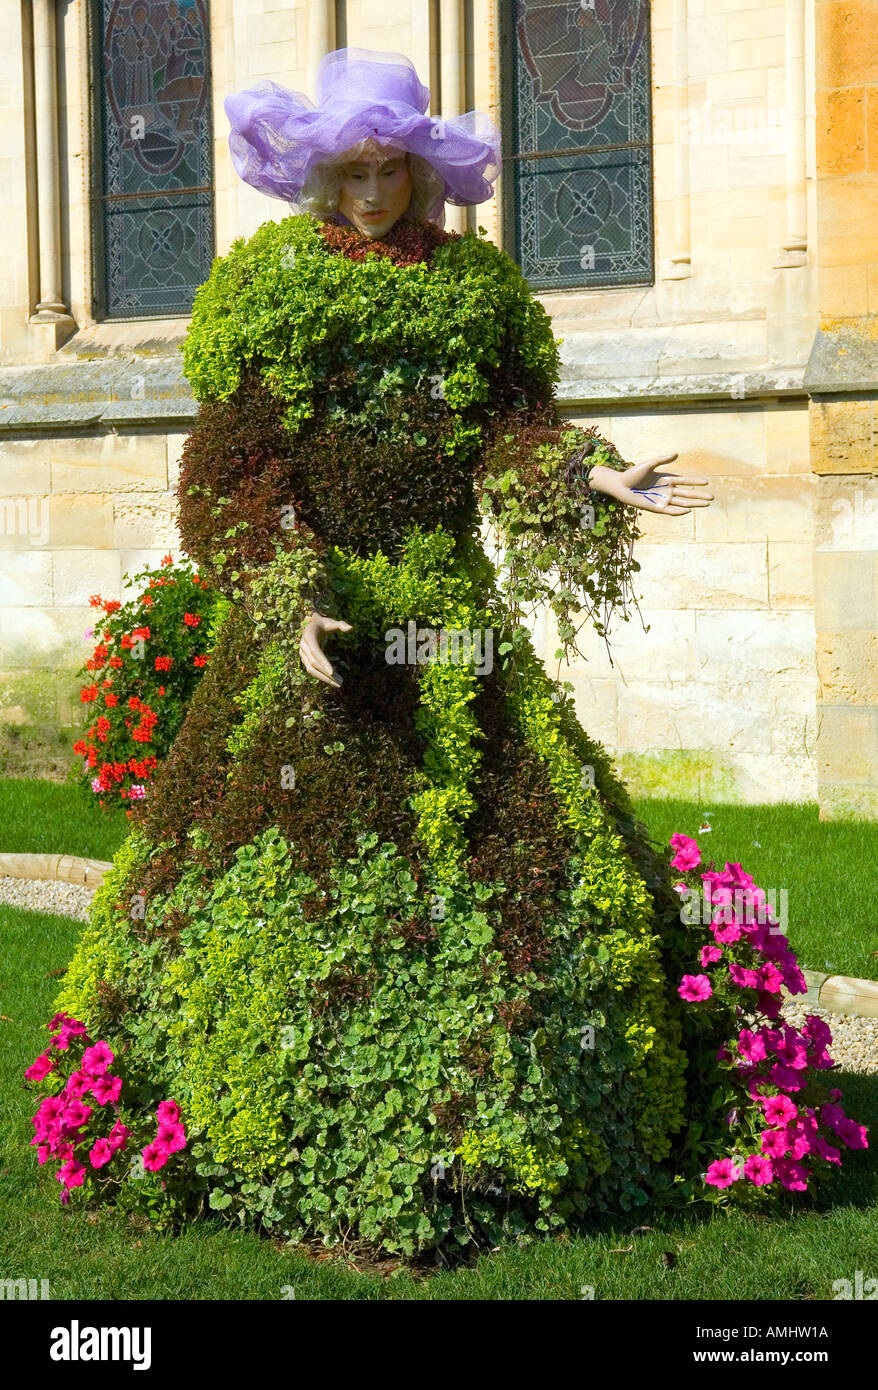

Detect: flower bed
[669, 833, 868, 1200]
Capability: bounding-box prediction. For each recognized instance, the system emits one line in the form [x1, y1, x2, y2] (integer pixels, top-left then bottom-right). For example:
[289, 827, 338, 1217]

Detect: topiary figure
[49, 50, 743, 1254]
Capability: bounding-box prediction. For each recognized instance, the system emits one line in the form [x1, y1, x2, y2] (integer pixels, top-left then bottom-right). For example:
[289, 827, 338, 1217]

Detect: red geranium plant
[73, 554, 217, 811]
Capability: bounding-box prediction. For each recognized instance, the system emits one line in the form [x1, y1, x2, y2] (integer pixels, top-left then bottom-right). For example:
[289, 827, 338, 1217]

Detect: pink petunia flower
[33, 1095, 66, 1130]
[725, 862, 755, 888]
[819, 1103, 846, 1133]
[108, 1121, 131, 1152]
[679, 974, 713, 1002]
[728, 962, 761, 990]
[56, 1157, 87, 1192]
[89, 1138, 115, 1169]
[24, 1051, 56, 1082]
[838, 1118, 868, 1151]
[775, 1028, 809, 1069]
[758, 1027, 783, 1053]
[156, 1100, 181, 1125]
[737, 1029, 767, 1063]
[705, 1158, 740, 1188]
[90, 1074, 123, 1106]
[809, 1048, 836, 1071]
[813, 1135, 842, 1165]
[760, 1129, 790, 1159]
[774, 1159, 810, 1192]
[142, 1141, 170, 1172]
[744, 1153, 774, 1186]
[64, 1069, 93, 1099]
[787, 1116, 819, 1160]
[61, 1099, 93, 1131]
[156, 1121, 186, 1154]
[761, 1094, 798, 1126]
[781, 963, 808, 995]
[670, 833, 701, 871]
[803, 1015, 832, 1049]
[711, 917, 742, 945]
[81, 1041, 114, 1077]
[700, 944, 723, 966]
[769, 1063, 806, 1093]
[759, 963, 785, 994]
[757, 990, 783, 1019]
[48, 1012, 78, 1032]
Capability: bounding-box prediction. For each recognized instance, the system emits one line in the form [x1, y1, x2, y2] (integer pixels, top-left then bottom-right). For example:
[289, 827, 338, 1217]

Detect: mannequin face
[336, 147, 413, 238]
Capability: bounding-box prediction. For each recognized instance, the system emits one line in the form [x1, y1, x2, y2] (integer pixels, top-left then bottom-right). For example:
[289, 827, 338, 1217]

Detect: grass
[632, 798, 878, 982]
[0, 778, 128, 864]
[0, 778, 876, 1300]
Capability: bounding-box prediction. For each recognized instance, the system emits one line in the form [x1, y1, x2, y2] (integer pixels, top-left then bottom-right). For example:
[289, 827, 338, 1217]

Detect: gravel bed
[0, 876, 876, 1071]
[0, 874, 96, 923]
[780, 1000, 878, 1076]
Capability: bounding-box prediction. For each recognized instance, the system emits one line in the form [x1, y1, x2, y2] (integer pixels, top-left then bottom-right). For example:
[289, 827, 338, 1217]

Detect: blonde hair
[294, 140, 446, 224]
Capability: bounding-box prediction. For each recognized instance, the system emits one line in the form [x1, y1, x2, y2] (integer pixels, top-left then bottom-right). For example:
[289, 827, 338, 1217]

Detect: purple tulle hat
[224, 47, 501, 224]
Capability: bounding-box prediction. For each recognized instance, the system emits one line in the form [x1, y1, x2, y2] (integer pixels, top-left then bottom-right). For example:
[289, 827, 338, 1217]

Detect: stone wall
[806, 0, 878, 818]
[0, 425, 183, 774]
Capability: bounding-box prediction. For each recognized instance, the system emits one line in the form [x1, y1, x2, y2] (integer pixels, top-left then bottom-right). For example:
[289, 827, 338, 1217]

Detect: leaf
[208, 1190, 233, 1211]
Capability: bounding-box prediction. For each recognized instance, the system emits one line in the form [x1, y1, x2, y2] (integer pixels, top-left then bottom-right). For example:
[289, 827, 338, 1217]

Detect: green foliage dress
[58, 214, 725, 1253]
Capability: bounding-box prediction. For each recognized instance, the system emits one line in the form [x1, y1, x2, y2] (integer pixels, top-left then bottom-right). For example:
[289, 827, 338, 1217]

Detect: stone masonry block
[768, 541, 815, 607]
[50, 432, 168, 493]
[817, 630, 878, 703]
[817, 88, 866, 176]
[695, 609, 816, 680]
[113, 496, 178, 550]
[53, 550, 122, 607]
[635, 542, 769, 609]
[48, 495, 115, 548]
[0, 438, 51, 493]
[810, 398, 875, 473]
[814, 550, 876, 627]
[694, 473, 815, 544]
[815, 474, 878, 550]
[816, 703, 878, 783]
[816, 0, 878, 90]
[0, 496, 51, 549]
[765, 404, 811, 475]
[0, 606, 94, 669]
[0, 550, 53, 605]
[617, 679, 771, 755]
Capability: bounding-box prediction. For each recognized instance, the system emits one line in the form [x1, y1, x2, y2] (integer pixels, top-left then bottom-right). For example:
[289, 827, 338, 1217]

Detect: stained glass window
[501, 0, 654, 290]
[90, 0, 215, 318]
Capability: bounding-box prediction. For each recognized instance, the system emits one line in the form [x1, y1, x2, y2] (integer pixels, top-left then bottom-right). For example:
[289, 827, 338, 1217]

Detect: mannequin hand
[588, 453, 714, 516]
[299, 611, 352, 688]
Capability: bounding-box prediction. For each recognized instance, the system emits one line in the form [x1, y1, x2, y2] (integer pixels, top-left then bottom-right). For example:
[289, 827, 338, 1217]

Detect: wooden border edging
[0, 852, 113, 888]
[794, 969, 878, 1020]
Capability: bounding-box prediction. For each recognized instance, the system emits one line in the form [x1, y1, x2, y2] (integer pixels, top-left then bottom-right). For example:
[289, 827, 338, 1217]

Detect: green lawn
[632, 798, 878, 982]
[0, 777, 128, 863]
[0, 779, 876, 1300]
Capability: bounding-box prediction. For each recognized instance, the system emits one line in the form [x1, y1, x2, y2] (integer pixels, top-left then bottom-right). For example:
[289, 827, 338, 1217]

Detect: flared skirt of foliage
[56, 532, 719, 1255]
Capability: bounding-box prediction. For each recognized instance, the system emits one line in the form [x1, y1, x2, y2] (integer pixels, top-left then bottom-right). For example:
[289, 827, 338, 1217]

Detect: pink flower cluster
[142, 1101, 186, 1172]
[668, 834, 868, 1199]
[705, 1069, 867, 1192]
[24, 1013, 185, 1205]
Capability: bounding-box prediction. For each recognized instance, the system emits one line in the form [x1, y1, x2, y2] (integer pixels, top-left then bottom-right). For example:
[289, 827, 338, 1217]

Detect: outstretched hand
[589, 453, 714, 516]
[299, 611, 352, 688]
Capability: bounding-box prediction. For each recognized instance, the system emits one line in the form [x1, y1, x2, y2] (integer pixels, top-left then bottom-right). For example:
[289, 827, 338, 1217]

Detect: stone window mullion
[29, 0, 76, 330]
